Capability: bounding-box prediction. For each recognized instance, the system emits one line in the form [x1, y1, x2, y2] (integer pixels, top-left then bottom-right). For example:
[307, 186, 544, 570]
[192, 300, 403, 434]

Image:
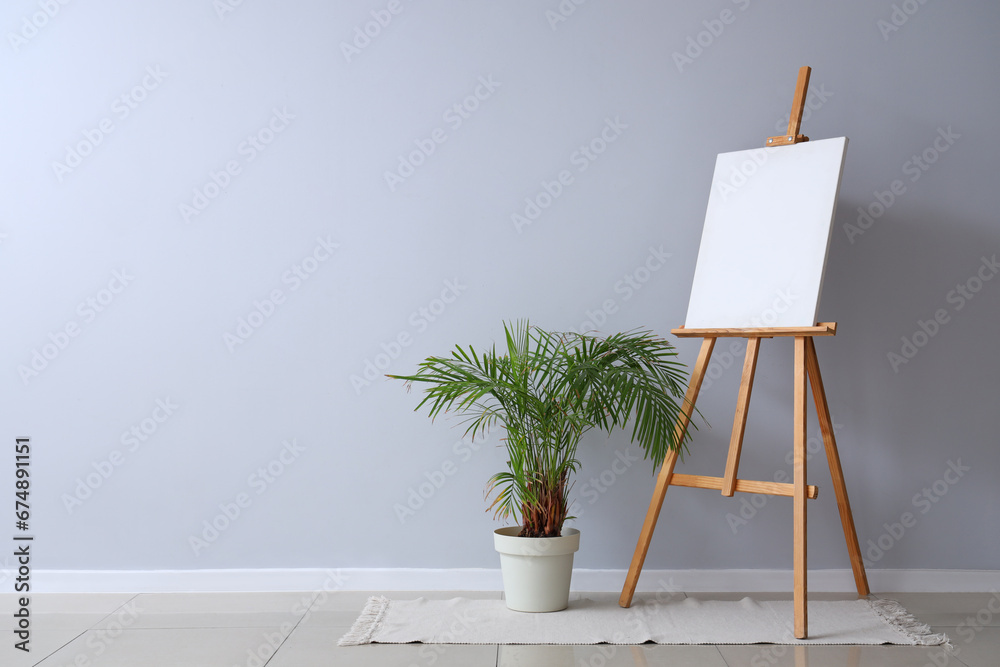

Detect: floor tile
[0, 592, 137, 614]
[34, 627, 293, 667]
[131, 591, 314, 613]
[272, 625, 499, 667]
[4, 629, 88, 667]
[261, 624, 345, 666]
[874, 592, 1000, 627]
[19, 613, 107, 632]
[934, 625, 1000, 667]
[717, 642, 963, 667]
[0, 596, 127, 667]
[500, 643, 728, 666]
[297, 607, 361, 629]
[124, 591, 313, 628]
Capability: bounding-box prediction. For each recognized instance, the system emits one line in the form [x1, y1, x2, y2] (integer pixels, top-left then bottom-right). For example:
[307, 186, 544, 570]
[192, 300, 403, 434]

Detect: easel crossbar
[669, 473, 818, 499]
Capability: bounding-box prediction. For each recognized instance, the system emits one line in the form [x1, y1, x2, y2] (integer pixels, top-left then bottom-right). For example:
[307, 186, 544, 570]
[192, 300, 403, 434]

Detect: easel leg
[805, 338, 870, 596]
[793, 336, 808, 639]
[619, 337, 716, 608]
[722, 338, 761, 496]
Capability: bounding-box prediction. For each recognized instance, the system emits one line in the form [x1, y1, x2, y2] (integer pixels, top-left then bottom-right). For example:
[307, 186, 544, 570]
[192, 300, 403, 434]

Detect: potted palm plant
[389, 320, 692, 612]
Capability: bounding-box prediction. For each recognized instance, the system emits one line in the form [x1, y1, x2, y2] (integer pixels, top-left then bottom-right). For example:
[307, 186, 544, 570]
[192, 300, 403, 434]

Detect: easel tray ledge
[672, 322, 837, 338]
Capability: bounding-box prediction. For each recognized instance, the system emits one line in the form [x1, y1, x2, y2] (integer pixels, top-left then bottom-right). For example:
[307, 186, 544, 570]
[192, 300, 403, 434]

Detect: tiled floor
[0, 590, 995, 666]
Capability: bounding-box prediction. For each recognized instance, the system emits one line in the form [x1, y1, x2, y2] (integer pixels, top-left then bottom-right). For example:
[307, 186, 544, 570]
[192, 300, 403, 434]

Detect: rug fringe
[868, 597, 950, 646]
[338, 595, 390, 646]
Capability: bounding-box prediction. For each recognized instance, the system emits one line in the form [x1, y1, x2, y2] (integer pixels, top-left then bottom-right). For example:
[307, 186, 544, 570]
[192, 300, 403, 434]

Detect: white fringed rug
[339, 596, 949, 646]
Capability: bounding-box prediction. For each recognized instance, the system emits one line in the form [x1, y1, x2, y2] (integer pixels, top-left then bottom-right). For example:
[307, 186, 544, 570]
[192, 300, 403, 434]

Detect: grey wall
[3, 0, 998, 577]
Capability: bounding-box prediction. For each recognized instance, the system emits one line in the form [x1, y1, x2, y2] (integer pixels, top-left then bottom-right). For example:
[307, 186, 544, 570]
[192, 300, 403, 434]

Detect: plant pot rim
[494, 526, 580, 557]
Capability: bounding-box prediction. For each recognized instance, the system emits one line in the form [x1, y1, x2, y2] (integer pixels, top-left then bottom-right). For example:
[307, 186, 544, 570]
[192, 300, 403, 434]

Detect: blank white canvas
[684, 137, 848, 329]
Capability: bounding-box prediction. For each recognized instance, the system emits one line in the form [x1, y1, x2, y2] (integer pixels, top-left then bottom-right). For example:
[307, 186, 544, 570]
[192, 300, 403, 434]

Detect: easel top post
[766, 66, 811, 147]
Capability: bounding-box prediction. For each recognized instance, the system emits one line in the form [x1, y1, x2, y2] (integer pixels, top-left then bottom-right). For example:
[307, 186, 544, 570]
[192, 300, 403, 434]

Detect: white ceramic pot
[493, 526, 580, 612]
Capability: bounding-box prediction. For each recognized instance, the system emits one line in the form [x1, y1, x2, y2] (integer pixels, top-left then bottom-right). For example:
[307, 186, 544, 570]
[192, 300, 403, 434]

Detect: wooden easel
[618, 67, 870, 640]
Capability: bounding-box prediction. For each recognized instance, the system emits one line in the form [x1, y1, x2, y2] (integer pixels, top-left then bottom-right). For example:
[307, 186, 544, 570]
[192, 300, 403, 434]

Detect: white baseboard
[31, 568, 1000, 594]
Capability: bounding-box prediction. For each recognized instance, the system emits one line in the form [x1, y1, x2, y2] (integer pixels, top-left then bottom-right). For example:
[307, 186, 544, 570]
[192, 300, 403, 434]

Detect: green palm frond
[388, 320, 694, 537]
